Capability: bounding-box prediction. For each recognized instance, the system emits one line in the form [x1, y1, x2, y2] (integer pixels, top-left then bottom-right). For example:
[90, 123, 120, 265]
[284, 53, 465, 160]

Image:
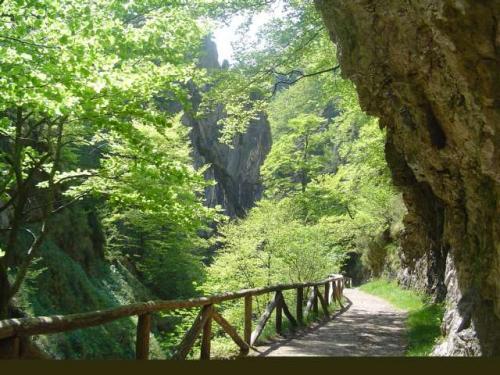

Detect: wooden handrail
[0, 273, 351, 359]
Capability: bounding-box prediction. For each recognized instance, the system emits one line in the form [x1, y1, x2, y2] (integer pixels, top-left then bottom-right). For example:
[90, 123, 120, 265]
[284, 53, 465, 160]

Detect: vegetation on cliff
[198, 2, 407, 355]
[204, 0, 405, 293]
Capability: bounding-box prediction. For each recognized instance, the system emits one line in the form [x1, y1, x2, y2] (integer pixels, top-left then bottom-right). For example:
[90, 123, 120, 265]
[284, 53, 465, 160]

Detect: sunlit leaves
[203, 198, 344, 295]
[262, 113, 329, 197]
[0, 0, 222, 306]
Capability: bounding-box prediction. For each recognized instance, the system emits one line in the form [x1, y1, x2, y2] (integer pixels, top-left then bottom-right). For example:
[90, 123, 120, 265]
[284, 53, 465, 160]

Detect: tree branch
[8, 118, 65, 298]
[9, 221, 49, 298]
[50, 190, 92, 215]
[0, 35, 59, 49]
[271, 65, 340, 96]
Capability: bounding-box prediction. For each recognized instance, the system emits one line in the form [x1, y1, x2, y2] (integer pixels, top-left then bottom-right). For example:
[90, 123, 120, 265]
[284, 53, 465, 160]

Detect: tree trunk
[0, 268, 10, 319]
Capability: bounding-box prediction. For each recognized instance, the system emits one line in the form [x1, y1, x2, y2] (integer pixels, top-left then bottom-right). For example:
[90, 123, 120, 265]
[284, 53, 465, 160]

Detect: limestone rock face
[185, 39, 271, 217]
[316, 0, 500, 355]
[188, 110, 271, 218]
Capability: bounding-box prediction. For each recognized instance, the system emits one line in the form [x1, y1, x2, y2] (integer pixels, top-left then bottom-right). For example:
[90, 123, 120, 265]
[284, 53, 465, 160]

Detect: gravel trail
[253, 288, 407, 357]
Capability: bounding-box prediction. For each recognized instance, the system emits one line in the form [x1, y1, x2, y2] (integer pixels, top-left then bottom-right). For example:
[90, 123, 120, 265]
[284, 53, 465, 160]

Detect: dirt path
[252, 288, 408, 357]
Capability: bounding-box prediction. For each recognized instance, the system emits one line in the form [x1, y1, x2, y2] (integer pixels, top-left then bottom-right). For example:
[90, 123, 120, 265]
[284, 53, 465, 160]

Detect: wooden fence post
[329, 281, 334, 304]
[333, 280, 338, 303]
[296, 287, 303, 325]
[324, 282, 330, 305]
[317, 290, 329, 317]
[313, 286, 319, 315]
[244, 295, 252, 345]
[250, 293, 278, 346]
[275, 292, 282, 335]
[278, 292, 297, 328]
[136, 313, 152, 360]
[0, 336, 20, 359]
[200, 305, 213, 360]
[336, 280, 344, 308]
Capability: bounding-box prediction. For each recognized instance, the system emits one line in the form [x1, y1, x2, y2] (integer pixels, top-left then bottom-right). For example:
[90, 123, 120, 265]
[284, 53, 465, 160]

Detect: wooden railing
[0, 274, 351, 359]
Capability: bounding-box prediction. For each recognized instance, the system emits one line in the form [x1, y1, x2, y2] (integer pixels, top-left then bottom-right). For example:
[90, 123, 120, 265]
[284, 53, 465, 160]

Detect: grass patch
[359, 279, 444, 356]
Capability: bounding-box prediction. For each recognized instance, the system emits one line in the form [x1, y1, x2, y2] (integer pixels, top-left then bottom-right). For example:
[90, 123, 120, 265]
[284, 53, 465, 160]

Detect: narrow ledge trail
[253, 288, 408, 357]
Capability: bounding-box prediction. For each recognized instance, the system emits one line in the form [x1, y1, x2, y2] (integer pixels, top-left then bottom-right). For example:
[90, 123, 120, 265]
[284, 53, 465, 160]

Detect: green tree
[79, 120, 220, 299]
[0, 0, 209, 318]
[262, 113, 329, 196]
[203, 0, 406, 290]
[202, 198, 345, 323]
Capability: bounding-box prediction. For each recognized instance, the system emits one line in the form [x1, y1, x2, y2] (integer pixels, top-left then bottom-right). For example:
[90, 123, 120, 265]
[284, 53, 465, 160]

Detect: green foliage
[67, 118, 220, 300]
[138, 239, 208, 299]
[18, 238, 165, 359]
[0, 0, 206, 133]
[200, 0, 341, 142]
[231, 6, 407, 275]
[200, 198, 346, 352]
[262, 66, 405, 277]
[0, 0, 219, 312]
[262, 113, 330, 196]
[359, 279, 445, 356]
[158, 307, 200, 358]
[406, 303, 445, 356]
[268, 78, 334, 138]
[204, 199, 344, 294]
[200, 3, 407, 358]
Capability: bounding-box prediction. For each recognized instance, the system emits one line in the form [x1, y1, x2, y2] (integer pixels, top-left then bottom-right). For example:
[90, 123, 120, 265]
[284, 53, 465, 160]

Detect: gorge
[0, 0, 498, 358]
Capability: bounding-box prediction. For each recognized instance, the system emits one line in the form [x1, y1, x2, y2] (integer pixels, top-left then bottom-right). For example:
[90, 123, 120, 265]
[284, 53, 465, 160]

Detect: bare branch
[9, 221, 49, 298]
[50, 191, 92, 215]
[53, 172, 99, 185]
[271, 65, 340, 96]
[20, 227, 36, 246]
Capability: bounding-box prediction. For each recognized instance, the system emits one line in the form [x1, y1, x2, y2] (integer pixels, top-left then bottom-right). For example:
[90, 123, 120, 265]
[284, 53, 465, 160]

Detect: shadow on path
[252, 289, 407, 357]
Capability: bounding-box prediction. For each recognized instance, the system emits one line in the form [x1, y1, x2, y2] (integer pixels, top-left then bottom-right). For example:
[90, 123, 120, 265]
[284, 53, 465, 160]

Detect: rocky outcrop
[316, 0, 500, 355]
[188, 109, 272, 218]
[184, 39, 272, 217]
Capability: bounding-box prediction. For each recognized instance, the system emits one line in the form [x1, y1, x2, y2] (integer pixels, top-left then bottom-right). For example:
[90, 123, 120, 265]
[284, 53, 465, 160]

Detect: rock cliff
[185, 39, 272, 217]
[316, 0, 500, 355]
